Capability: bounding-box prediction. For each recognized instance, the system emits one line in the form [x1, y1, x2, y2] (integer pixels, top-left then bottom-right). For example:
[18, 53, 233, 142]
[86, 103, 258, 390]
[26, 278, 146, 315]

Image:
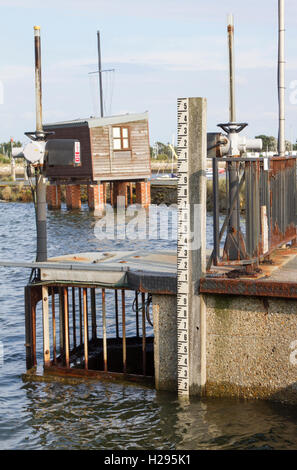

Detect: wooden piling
[102, 289, 108, 372]
[122, 290, 126, 373]
[24, 286, 37, 370]
[115, 290, 119, 338]
[79, 288, 83, 345]
[91, 288, 97, 340]
[142, 293, 146, 376]
[135, 292, 139, 338]
[51, 287, 57, 364]
[42, 286, 50, 367]
[83, 288, 89, 370]
[59, 288, 64, 355]
[72, 287, 76, 349]
[63, 287, 70, 368]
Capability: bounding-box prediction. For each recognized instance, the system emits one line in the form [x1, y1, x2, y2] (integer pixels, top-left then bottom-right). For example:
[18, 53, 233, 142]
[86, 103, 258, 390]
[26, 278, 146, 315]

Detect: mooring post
[177, 97, 207, 397]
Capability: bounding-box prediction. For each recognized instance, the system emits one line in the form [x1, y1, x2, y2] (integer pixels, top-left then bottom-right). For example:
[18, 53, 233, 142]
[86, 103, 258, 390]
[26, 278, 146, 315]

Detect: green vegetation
[152, 136, 297, 160]
[255, 134, 297, 152]
[0, 140, 23, 165]
[0, 184, 32, 203]
[0, 176, 15, 182]
[255, 135, 277, 152]
[150, 142, 177, 161]
[154, 153, 171, 161]
[0, 155, 11, 164]
[0, 140, 22, 158]
[0, 184, 89, 204]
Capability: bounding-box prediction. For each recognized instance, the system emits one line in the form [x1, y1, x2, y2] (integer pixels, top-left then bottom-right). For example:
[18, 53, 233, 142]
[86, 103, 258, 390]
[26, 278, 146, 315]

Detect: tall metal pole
[36, 171, 47, 262]
[228, 14, 236, 123]
[34, 26, 47, 262]
[171, 134, 175, 175]
[34, 26, 43, 138]
[97, 30, 104, 118]
[224, 14, 242, 260]
[278, 0, 285, 156]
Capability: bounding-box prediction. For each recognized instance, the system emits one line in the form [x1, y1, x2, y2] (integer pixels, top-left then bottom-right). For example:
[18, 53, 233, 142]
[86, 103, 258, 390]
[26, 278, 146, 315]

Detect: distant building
[44, 112, 151, 184]
[44, 113, 151, 211]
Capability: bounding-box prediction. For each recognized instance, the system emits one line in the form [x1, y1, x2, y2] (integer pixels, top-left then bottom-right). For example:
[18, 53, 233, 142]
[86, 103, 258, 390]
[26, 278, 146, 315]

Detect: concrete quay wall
[153, 293, 297, 404]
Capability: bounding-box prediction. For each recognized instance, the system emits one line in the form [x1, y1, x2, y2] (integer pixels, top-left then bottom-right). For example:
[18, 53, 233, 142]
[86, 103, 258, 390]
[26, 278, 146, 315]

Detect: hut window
[113, 127, 130, 150]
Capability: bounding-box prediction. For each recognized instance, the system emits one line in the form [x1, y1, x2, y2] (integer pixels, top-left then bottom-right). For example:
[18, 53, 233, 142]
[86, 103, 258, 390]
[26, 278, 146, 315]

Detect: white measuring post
[177, 97, 207, 398]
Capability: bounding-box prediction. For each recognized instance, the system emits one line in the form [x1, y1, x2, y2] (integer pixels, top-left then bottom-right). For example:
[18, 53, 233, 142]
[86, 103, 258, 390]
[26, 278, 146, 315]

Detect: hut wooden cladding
[44, 112, 151, 184]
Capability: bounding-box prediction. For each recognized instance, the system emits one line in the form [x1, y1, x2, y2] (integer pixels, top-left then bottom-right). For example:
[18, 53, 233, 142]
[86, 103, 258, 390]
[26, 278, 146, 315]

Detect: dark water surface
[0, 202, 296, 450]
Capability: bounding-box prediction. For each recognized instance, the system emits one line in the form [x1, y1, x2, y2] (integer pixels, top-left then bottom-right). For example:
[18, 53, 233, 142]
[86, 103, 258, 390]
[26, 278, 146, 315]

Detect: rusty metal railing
[208, 155, 297, 271]
[27, 285, 154, 383]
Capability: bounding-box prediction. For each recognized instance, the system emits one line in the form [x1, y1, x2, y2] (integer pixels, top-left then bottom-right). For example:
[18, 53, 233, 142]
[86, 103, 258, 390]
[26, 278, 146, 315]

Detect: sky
[1, 0, 297, 145]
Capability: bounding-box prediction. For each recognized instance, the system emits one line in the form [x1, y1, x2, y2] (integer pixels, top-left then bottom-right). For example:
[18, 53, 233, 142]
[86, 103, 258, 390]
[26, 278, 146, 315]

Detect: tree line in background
[150, 135, 297, 160]
[0, 140, 22, 163]
[150, 142, 178, 160]
[0, 136, 296, 164]
[255, 135, 297, 152]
